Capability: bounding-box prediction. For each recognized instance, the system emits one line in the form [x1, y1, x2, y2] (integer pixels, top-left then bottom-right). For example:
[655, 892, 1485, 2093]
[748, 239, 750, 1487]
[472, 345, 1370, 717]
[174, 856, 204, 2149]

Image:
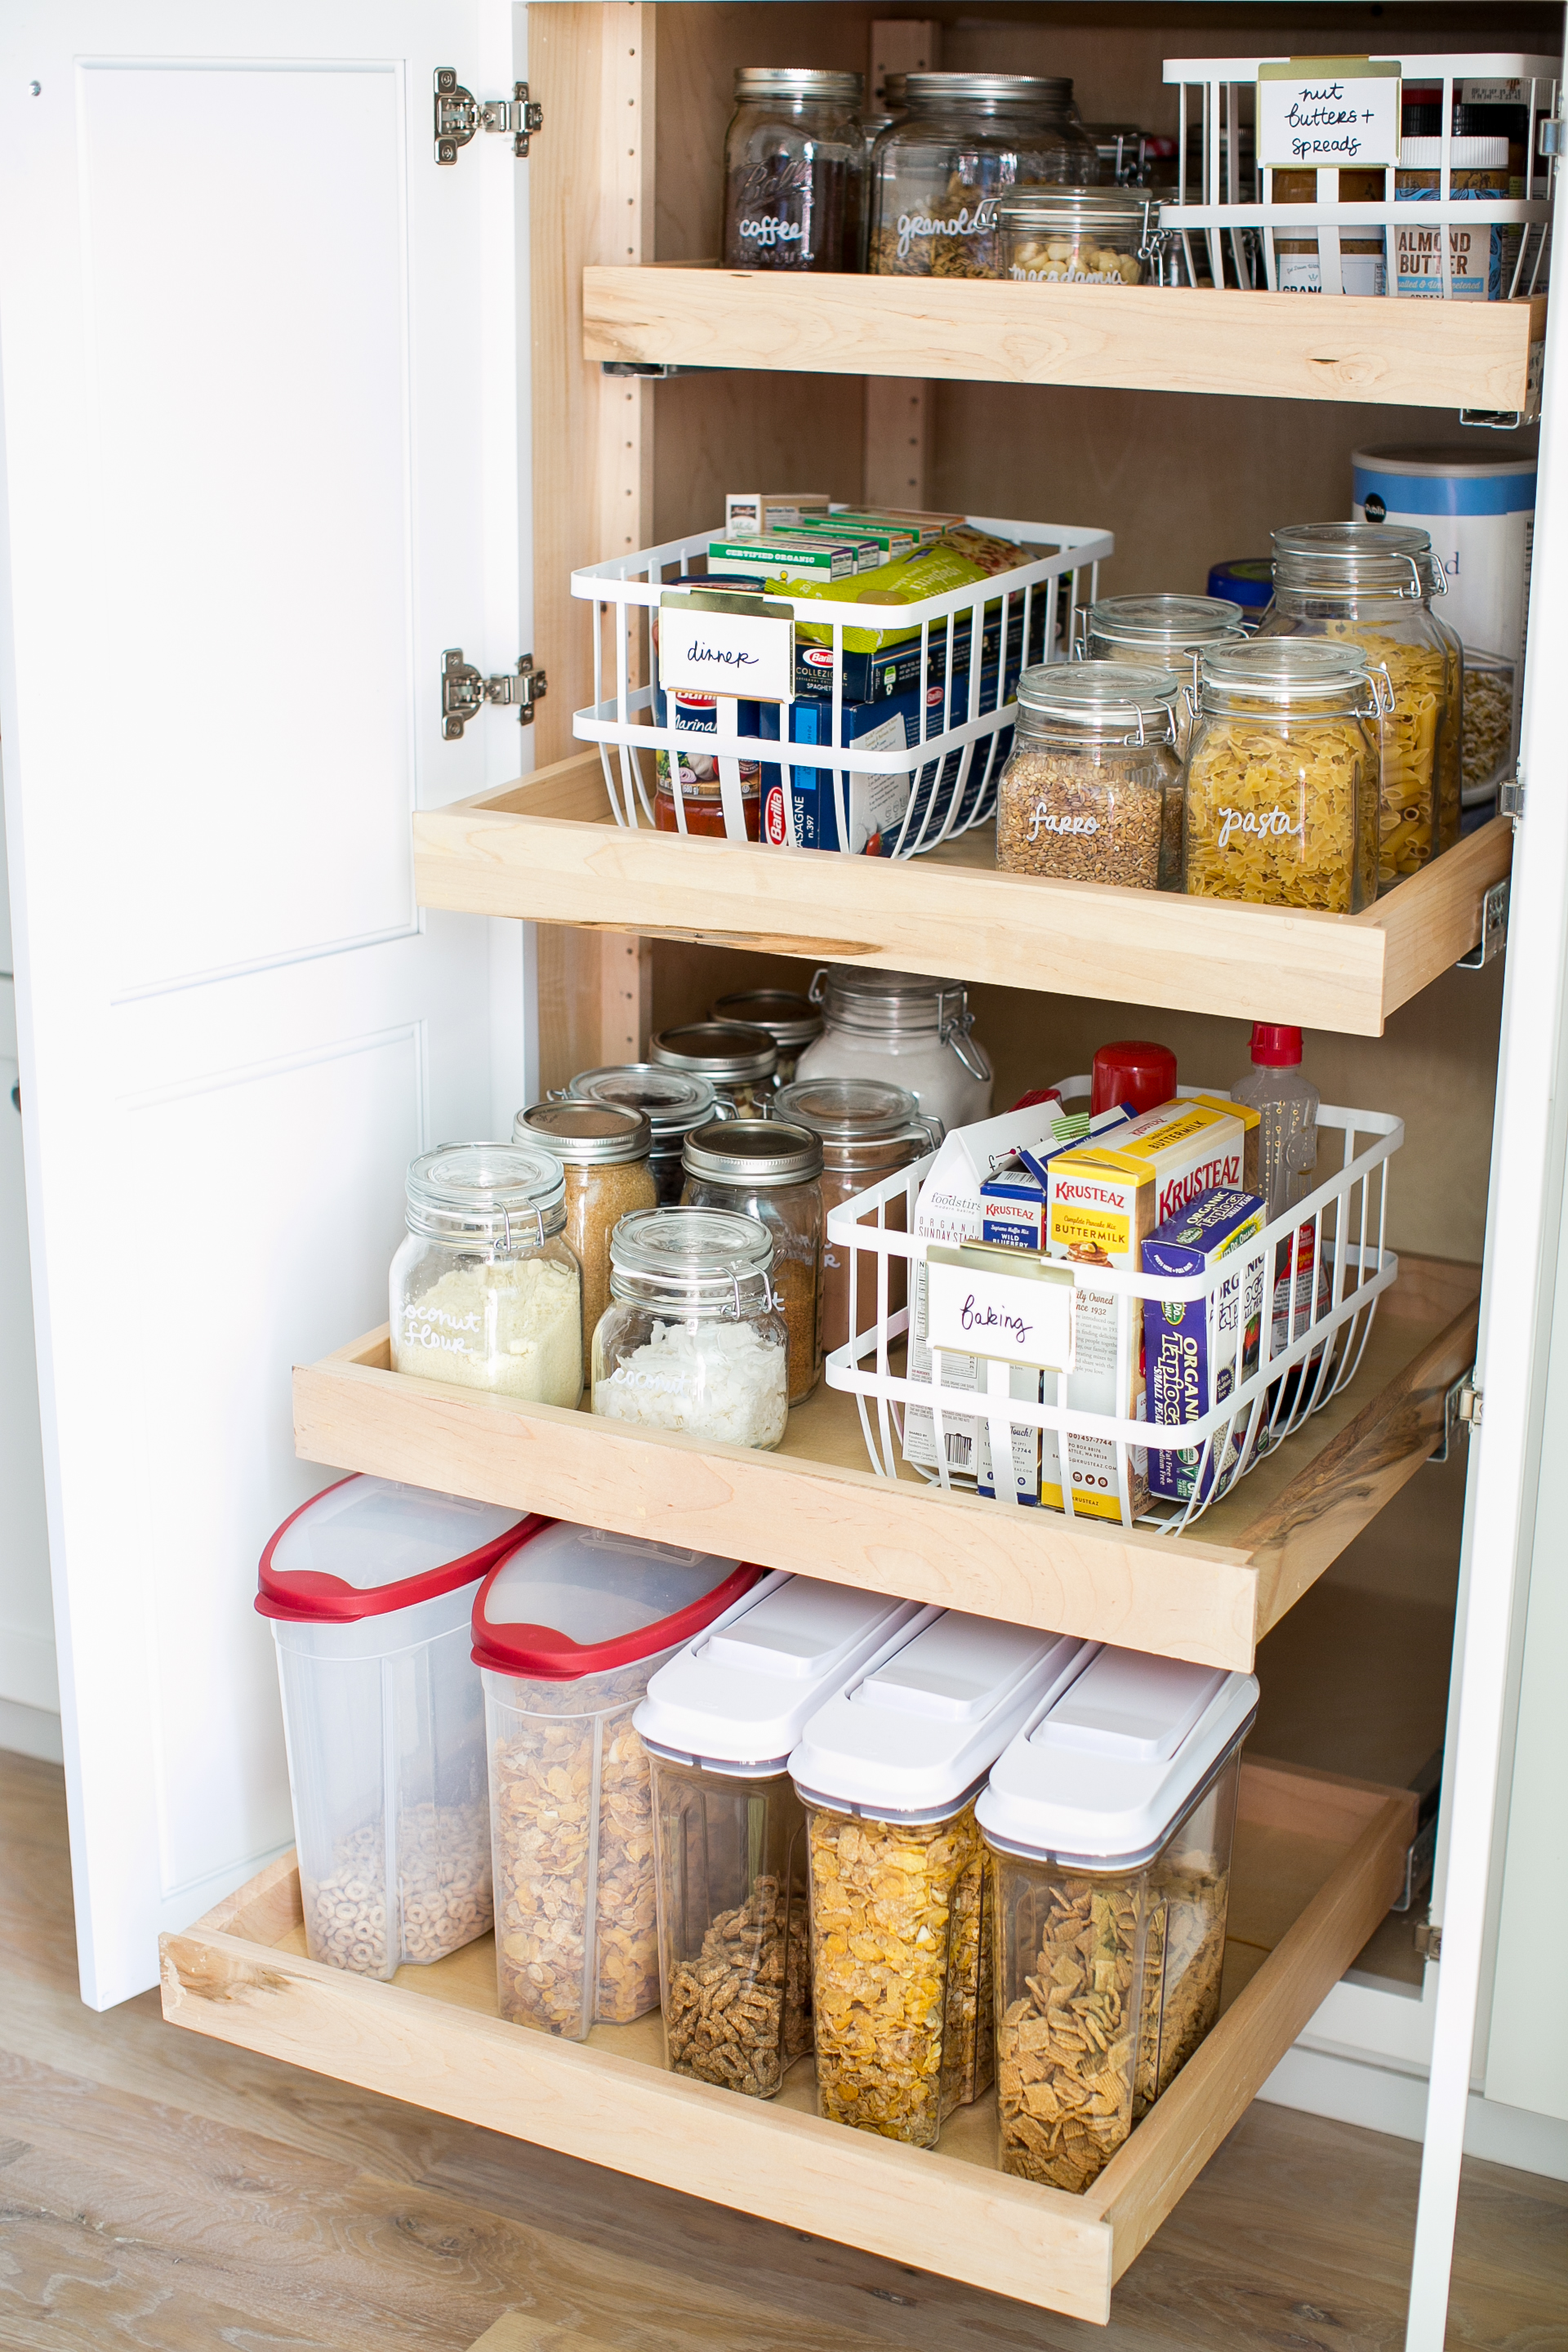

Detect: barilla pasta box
[1142, 1187, 1267, 1504]
[1040, 1100, 1248, 1521]
[706, 531, 866, 583]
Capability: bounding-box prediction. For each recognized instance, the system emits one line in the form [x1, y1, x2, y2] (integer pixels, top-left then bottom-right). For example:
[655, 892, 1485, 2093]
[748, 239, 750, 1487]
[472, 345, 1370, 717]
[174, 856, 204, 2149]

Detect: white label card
[657, 592, 795, 703]
[926, 1248, 1076, 1372]
[1257, 57, 1401, 170]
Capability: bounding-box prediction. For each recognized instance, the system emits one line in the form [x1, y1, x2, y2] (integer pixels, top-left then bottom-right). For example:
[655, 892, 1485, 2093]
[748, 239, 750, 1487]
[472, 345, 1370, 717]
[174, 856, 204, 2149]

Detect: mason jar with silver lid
[775, 1076, 940, 1354]
[680, 1120, 826, 1405]
[869, 74, 1098, 278]
[592, 1207, 789, 1451]
[792, 967, 993, 1132]
[724, 67, 865, 274]
[651, 1022, 780, 1118]
[995, 185, 1154, 283]
[390, 1144, 582, 1407]
[1081, 595, 1249, 755]
[710, 988, 825, 1085]
[514, 1102, 657, 1363]
[996, 660, 1183, 890]
[565, 1063, 733, 1205]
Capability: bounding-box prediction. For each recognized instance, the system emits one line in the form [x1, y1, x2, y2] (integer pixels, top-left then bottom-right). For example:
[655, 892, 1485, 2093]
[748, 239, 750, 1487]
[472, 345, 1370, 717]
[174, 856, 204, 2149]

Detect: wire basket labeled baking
[570, 516, 1111, 858]
[824, 1079, 1403, 1532]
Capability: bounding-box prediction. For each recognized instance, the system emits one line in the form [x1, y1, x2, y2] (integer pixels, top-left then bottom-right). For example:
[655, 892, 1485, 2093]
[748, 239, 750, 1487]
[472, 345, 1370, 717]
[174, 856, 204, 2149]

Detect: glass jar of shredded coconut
[591, 1207, 789, 1450]
[391, 1143, 583, 1406]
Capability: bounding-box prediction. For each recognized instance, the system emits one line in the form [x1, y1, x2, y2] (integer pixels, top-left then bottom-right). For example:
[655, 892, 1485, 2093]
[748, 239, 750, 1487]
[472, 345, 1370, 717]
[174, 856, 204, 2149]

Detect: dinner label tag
[925, 1246, 1076, 1372]
[1257, 57, 1401, 170]
[657, 590, 795, 703]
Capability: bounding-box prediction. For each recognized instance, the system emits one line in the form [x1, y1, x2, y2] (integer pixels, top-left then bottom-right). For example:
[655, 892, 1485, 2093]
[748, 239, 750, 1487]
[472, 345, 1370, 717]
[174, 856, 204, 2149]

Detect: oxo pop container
[257, 1476, 530, 1980]
[473, 1522, 762, 2040]
[790, 1613, 1094, 2147]
[977, 1650, 1258, 2194]
[636, 1576, 938, 2099]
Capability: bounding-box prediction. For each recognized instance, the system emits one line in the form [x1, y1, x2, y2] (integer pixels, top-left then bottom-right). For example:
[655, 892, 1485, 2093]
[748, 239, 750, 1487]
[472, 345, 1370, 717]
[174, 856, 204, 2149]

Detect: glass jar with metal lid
[514, 1102, 657, 1363]
[1081, 595, 1248, 756]
[995, 185, 1154, 283]
[793, 967, 993, 1132]
[775, 1076, 941, 1355]
[390, 1144, 582, 1407]
[1183, 638, 1385, 913]
[868, 74, 1098, 279]
[1258, 521, 1462, 885]
[591, 1207, 789, 1451]
[710, 988, 824, 1085]
[565, 1064, 733, 1205]
[723, 67, 865, 274]
[996, 660, 1182, 890]
[680, 1121, 826, 1405]
[651, 1022, 779, 1119]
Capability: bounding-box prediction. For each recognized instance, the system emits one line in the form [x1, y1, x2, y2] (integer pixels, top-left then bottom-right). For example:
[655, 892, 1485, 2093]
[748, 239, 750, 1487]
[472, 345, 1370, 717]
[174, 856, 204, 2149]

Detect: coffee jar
[723, 68, 865, 274]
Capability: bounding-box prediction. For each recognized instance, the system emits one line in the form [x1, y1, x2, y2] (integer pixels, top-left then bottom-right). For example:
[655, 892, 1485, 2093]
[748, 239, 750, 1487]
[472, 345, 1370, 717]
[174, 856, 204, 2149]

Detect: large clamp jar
[793, 965, 992, 1131]
[996, 660, 1182, 889]
[1183, 638, 1384, 913]
[1258, 520, 1462, 886]
[722, 67, 864, 274]
[1080, 594, 1248, 755]
[868, 74, 1097, 278]
[565, 1063, 732, 1205]
[390, 1144, 582, 1406]
[591, 1206, 790, 1451]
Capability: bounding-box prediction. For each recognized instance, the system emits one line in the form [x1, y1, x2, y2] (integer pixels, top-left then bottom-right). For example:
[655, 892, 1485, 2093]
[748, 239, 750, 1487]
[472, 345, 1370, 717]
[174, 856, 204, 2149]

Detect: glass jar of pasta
[868, 74, 1097, 279]
[1082, 594, 1248, 755]
[1183, 639, 1383, 913]
[1258, 521, 1462, 887]
[995, 185, 1154, 283]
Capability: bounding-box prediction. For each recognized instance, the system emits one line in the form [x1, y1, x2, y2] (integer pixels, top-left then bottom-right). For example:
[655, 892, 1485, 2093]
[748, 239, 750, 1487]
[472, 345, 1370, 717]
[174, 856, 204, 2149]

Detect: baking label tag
[1257, 56, 1401, 169]
[657, 590, 794, 704]
[926, 1246, 1076, 1372]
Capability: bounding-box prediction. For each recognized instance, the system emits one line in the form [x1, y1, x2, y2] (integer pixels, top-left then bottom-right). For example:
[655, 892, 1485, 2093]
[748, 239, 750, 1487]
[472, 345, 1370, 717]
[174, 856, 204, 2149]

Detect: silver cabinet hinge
[1457, 876, 1510, 971]
[1458, 1381, 1483, 1431]
[1499, 766, 1525, 826]
[441, 649, 546, 738]
[434, 69, 541, 163]
[1414, 1920, 1442, 1962]
[1428, 1371, 1477, 1463]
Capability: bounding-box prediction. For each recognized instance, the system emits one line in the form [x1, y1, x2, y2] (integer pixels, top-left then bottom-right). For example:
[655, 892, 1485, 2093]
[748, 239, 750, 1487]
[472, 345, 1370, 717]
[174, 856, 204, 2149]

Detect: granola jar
[637, 1575, 933, 2098]
[1082, 595, 1248, 756]
[774, 1075, 938, 1355]
[680, 1120, 825, 1405]
[474, 1522, 761, 2040]
[513, 1102, 657, 1365]
[390, 1144, 583, 1406]
[996, 661, 1182, 889]
[591, 1206, 790, 1450]
[868, 74, 1098, 279]
[1183, 639, 1383, 913]
[565, 1065, 731, 1206]
[1259, 521, 1463, 883]
[790, 1613, 1092, 2148]
[793, 965, 992, 1131]
[710, 989, 824, 1086]
[978, 1650, 1258, 2193]
[651, 1022, 779, 1119]
[723, 68, 864, 274]
[996, 185, 1153, 283]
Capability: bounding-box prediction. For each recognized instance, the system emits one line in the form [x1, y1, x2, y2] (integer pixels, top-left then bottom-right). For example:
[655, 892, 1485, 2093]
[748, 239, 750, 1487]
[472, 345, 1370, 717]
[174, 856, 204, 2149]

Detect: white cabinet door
[0, 0, 531, 2007]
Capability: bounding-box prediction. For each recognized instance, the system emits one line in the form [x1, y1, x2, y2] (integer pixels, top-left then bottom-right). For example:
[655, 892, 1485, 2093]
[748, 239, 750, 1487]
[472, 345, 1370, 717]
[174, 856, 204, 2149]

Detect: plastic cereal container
[978, 1648, 1258, 2194]
[474, 1523, 762, 2039]
[258, 1476, 531, 1980]
[636, 1576, 936, 2098]
[789, 1613, 1094, 2147]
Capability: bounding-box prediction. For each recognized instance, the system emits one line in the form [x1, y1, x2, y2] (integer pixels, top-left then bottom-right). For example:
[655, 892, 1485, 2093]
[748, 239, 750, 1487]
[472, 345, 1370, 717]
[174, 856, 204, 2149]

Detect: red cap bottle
[1250, 1023, 1303, 1067]
[1091, 1040, 1178, 1118]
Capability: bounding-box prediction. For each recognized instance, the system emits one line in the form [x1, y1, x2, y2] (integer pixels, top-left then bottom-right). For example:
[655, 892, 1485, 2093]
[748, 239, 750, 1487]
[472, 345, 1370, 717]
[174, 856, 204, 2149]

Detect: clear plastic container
[1081, 594, 1248, 757]
[679, 1120, 826, 1405]
[996, 660, 1182, 889]
[636, 1575, 934, 2098]
[789, 1612, 1093, 2147]
[773, 1076, 938, 1355]
[474, 1521, 762, 2039]
[723, 67, 864, 274]
[591, 1205, 790, 1450]
[996, 185, 1153, 283]
[794, 965, 992, 1132]
[258, 1476, 529, 1980]
[514, 1101, 657, 1362]
[564, 1064, 732, 1206]
[650, 1022, 779, 1119]
[869, 74, 1098, 278]
[710, 989, 824, 1086]
[978, 1650, 1258, 2193]
[390, 1143, 583, 1405]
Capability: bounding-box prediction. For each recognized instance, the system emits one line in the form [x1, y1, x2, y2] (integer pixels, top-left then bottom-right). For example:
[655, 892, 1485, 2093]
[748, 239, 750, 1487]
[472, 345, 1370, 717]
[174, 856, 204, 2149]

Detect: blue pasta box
[1142, 1187, 1267, 1503]
[758, 659, 1018, 853]
[791, 594, 1049, 704]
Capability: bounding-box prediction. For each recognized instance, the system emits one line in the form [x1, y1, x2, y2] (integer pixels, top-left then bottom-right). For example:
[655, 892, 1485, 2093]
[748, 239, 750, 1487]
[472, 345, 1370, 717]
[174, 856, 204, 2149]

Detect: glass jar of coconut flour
[390, 1144, 583, 1406]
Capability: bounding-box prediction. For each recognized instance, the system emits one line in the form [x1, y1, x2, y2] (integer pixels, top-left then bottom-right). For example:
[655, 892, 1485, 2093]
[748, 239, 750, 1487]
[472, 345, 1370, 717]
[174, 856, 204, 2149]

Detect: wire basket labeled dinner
[823, 1080, 1403, 1530]
[570, 514, 1112, 859]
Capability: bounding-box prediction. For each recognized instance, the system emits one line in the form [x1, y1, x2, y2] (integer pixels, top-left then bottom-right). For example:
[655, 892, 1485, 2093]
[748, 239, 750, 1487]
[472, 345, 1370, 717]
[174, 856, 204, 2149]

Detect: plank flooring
[2, 1749, 1565, 2351]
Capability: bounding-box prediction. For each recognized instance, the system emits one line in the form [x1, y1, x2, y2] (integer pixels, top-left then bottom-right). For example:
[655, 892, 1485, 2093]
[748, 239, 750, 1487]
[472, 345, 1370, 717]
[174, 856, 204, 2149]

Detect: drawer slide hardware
[1458, 1380, 1483, 1431]
[1499, 766, 1525, 826]
[441, 649, 546, 739]
[434, 69, 541, 163]
[1429, 1372, 1477, 1463]
[1414, 1920, 1443, 1962]
[1456, 877, 1509, 971]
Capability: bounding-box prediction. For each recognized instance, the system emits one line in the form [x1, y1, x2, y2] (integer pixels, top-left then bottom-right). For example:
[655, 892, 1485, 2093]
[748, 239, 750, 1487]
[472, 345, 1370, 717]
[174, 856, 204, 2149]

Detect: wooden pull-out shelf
[293, 1256, 1477, 1673]
[413, 756, 1512, 1036]
[160, 1757, 1417, 2325]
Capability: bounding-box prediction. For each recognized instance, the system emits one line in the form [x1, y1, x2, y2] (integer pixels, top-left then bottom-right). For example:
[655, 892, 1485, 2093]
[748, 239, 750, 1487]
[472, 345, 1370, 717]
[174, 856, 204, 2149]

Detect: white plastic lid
[976, 1646, 1259, 1869]
[470, 1521, 759, 1680]
[256, 1475, 529, 1623]
[789, 1612, 1095, 1820]
[635, 1578, 940, 1772]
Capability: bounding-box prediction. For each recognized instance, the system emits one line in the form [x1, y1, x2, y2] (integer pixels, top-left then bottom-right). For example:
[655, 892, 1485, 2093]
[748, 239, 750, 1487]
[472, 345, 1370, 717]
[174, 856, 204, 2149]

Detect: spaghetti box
[759, 659, 1017, 853]
[1142, 1186, 1267, 1503]
[707, 530, 870, 582]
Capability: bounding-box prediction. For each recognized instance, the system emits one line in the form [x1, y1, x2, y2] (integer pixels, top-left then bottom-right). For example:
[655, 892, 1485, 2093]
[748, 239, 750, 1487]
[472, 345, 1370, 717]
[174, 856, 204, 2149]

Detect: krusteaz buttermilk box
[1142, 1186, 1267, 1504]
[1041, 1100, 1250, 1521]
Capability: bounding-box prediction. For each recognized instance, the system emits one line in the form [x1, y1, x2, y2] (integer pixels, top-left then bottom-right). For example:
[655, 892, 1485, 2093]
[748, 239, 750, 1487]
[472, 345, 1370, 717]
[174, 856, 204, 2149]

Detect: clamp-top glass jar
[391, 1144, 583, 1406]
[513, 1102, 657, 1362]
[995, 185, 1153, 283]
[680, 1120, 826, 1405]
[793, 967, 993, 1131]
[868, 74, 1098, 279]
[591, 1207, 789, 1451]
[1081, 595, 1248, 756]
[1258, 521, 1462, 887]
[996, 660, 1182, 889]
[566, 1064, 732, 1205]
[1183, 638, 1384, 913]
[774, 1076, 940, 1355]
[723, 68, 865, 274]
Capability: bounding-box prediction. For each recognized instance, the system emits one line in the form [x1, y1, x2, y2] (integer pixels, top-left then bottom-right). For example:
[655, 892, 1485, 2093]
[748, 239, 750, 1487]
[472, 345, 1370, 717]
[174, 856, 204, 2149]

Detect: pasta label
[1215, 804, 1301, 849]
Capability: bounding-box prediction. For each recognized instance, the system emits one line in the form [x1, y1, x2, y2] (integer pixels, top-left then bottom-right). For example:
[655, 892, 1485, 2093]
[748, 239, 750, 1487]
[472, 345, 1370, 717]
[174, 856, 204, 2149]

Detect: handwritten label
[1257, 57, 1401, 169]
[657, 591, 794, 703]
[926, 1249, 1076, 1372]
[1216, 804, 1302, 850]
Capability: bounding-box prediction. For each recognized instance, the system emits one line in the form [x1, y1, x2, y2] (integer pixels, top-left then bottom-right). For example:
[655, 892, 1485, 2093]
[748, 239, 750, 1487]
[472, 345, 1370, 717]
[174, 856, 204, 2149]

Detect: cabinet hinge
[1456, 877, 1509, 971]
[441, 649, 547, 738]
[1499, 767, 1526, 826]
[434, 69, 541, 163]
[1457, 1381, 1483, 1431]
[1414, 1920, 1442, 1962]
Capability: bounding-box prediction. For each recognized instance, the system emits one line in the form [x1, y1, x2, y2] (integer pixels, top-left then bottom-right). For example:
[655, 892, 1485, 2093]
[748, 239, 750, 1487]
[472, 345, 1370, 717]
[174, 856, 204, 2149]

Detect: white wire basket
[824, 1078, 1404, 1532]
[570, 516, 1112, 858]
[1160, 52, 1557, 310]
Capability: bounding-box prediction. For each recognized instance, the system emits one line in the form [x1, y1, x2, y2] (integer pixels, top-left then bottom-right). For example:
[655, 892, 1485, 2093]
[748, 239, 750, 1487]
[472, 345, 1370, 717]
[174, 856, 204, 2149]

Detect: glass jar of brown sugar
[514, 1102, 657, 1369]
[680, 1120, 826, 1405]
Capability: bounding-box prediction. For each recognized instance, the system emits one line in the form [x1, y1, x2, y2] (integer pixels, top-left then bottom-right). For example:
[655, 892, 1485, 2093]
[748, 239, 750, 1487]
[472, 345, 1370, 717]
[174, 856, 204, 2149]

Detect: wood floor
[2, 1749, 1565, 2352]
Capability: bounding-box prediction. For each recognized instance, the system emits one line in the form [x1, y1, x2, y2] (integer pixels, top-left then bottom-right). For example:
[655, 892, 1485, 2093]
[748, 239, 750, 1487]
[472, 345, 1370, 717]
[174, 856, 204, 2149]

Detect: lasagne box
[723, 491, 831, 537]
[1142, 1187, 1267, 1504]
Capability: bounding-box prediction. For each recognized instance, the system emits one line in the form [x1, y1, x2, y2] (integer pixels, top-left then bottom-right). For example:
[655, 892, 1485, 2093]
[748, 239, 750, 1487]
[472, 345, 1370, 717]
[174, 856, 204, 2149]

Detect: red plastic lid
[256, 1475, 537, 1624]
[1250, 1022, 1303, 1067]
[1009, 1086, 1065, 1114]
[472, 1520, 764, 1681]
[1091, 1040, 1178, 1117]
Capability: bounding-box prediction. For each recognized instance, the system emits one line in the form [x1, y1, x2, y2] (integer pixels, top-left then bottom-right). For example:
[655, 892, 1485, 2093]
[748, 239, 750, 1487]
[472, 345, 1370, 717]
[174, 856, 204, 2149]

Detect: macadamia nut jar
[996, 185, 1153, 282]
